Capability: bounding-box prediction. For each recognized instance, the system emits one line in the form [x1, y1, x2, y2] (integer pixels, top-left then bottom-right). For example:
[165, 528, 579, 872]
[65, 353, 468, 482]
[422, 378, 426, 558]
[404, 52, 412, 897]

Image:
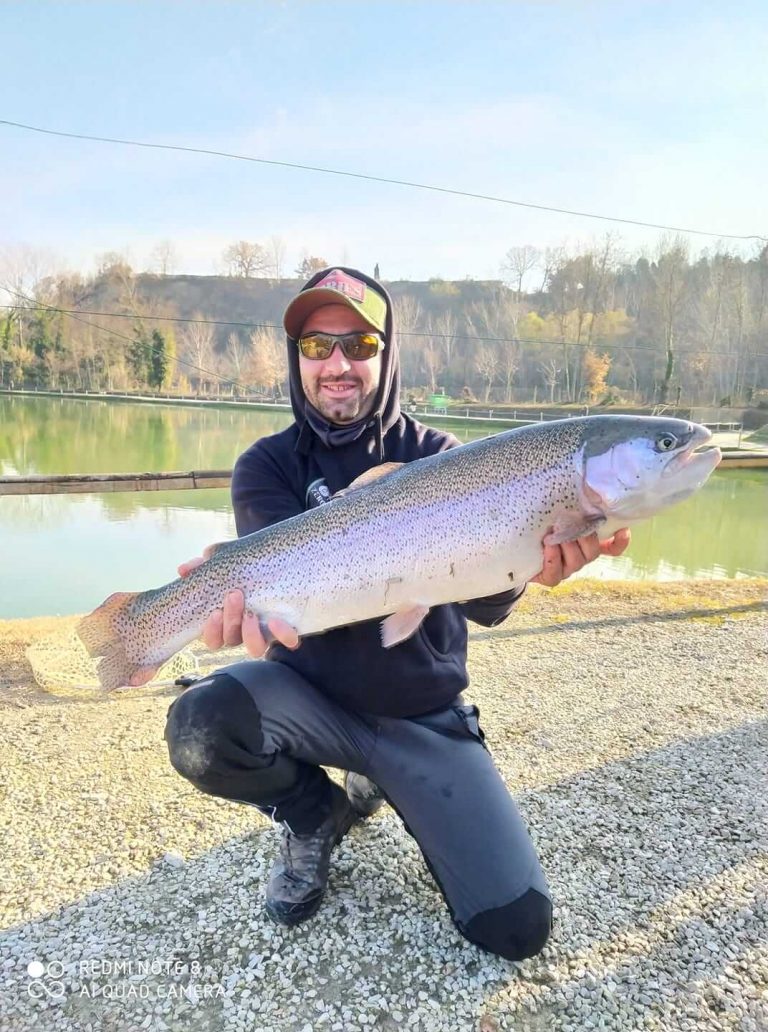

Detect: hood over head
[283, 267, 401, 458]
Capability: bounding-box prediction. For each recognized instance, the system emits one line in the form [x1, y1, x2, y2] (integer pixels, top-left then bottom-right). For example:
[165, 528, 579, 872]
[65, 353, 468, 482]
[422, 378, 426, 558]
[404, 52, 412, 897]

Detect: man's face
[298, 303, 383, 424]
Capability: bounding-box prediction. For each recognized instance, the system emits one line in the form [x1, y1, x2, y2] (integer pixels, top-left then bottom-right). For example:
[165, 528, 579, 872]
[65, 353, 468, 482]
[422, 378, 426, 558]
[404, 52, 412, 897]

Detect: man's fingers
[178, 556, 205, 579]
[222, 590, 245, 646]
[268, 617, 300, 650]
[600, 527, 632, 557]
[240, 613, 300, 657]
[576, 532, 601, 564]
[201, 609, 224, 650]
[533, 543, 564, 586]
[242, 610, 268, 658]
[560, 539, 588, 577]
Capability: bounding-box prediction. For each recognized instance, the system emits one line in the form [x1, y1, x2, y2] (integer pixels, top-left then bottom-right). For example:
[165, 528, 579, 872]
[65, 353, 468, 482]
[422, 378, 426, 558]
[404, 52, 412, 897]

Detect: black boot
[265, 783, 361, 926]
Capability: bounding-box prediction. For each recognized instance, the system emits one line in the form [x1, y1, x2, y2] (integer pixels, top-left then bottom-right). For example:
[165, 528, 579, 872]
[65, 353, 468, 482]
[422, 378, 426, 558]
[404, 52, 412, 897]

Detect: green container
[429, 394, 449, 407]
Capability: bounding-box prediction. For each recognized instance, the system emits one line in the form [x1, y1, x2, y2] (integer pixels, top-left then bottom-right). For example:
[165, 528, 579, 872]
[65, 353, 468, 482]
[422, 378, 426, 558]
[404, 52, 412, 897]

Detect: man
[164, 267, 630, 960]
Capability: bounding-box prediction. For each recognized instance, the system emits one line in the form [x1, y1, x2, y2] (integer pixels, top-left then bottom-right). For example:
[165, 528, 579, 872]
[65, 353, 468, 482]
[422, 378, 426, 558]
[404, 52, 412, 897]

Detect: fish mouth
[662, 426, 722, 479]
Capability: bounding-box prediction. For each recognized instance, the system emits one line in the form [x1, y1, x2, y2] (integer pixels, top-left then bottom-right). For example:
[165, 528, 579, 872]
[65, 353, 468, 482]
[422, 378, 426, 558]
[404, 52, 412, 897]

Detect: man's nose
[322, 342, 352, 374]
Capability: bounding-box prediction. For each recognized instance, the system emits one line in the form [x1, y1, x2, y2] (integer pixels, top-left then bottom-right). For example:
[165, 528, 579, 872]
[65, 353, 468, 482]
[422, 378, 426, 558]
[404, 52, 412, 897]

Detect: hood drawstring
[374, 414, 384, 462]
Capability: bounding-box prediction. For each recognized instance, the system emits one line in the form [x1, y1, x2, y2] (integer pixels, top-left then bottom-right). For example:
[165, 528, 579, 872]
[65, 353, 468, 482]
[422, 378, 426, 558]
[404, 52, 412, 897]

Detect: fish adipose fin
[77, 591, 158, 691]
[380, 604, 430, 648]
[544, 514, 606, 546]
[334, 462, 405, 498]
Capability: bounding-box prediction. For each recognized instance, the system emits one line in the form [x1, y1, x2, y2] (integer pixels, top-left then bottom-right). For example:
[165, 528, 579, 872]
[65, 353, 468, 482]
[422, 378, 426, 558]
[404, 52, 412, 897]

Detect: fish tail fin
[77, 591, 159, 691]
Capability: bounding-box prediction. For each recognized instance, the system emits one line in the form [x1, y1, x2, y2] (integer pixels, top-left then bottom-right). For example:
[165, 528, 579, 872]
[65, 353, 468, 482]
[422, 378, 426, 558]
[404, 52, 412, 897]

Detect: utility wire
[2, 118, 765, 243]
[2, 300, 765, 360]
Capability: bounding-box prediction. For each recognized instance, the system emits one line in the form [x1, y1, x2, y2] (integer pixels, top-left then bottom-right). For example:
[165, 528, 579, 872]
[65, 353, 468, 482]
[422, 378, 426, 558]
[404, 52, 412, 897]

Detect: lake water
[1, 395, 766, 619]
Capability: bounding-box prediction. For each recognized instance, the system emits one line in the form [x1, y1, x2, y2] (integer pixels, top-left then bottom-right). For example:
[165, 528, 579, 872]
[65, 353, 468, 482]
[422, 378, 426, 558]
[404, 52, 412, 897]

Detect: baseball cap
[283, 269, 388, 338]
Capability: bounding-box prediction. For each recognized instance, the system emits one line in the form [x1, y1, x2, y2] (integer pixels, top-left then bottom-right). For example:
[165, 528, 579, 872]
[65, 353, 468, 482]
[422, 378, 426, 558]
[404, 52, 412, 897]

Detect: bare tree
[0, 244, 62, 298]
[421, 325, 444, 394]
[267, 236, 287, 282]
[180, 314, 216, 393]
[466, 294, 520, 400]
[420, 311, 459, 393]
[246, 327, 287, 396]
[150, 240, 178, 275]
[223, 241, 268, 278]
[295, 254, 330, 279]
[393, 294, 423, 385]
[539, 357, 561, 404]
[499, 342, 521, 401]
[226, 330, 249, 388]
[474, 344, 500, 403]
[537, 245, 564, 295]
[393, 294, 421, 333]
[502, 245, 540, 301]
[651, 236, 689, 404]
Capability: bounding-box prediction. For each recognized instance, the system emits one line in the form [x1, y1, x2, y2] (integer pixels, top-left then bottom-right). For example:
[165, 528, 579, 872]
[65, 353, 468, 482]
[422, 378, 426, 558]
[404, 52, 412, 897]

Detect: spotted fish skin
[77, 415, 720, 689]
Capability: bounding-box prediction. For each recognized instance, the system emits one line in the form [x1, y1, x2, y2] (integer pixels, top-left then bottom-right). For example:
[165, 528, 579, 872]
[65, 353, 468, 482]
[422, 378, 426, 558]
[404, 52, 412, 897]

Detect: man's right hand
[178, 553, 300, 658]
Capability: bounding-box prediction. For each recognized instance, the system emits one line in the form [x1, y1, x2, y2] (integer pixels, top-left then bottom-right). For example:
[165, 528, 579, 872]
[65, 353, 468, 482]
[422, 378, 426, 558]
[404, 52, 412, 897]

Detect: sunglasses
[297, 331, 385, 362]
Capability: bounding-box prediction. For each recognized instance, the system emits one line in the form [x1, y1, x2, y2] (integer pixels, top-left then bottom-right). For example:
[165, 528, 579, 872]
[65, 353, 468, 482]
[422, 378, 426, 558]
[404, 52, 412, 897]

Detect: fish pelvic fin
[543, 514, 606, 546]
[77, 591, 158, 691]
[380, 604, 430, 648]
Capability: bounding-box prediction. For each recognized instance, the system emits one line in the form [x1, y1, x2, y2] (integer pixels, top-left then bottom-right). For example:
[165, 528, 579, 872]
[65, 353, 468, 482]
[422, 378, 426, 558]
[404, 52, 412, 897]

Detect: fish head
[578, 416, 722, 522]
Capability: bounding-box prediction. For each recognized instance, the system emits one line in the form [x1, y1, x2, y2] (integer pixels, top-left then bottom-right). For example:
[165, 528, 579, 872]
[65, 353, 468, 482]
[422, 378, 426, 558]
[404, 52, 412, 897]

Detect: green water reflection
[1, 396, 766, 618]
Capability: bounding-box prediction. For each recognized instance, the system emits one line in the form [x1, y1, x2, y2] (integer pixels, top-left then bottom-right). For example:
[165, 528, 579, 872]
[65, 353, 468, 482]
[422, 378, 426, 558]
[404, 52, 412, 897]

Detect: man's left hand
[530, 528, 631, 588]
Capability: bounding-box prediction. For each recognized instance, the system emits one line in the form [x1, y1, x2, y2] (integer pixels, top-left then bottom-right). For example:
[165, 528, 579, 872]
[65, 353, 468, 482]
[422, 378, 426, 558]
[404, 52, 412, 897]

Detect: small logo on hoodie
[306, 478, 332, 508]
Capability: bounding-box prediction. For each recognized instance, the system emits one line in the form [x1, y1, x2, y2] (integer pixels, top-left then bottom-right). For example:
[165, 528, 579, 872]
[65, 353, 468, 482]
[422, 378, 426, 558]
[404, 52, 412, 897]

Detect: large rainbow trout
[78, 416, 720, 689]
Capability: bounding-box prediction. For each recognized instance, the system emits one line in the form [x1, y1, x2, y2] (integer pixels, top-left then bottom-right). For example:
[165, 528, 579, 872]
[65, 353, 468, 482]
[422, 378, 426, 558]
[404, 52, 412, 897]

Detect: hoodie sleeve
[231, 442, 304, 537]
[459, 585, 526, 628]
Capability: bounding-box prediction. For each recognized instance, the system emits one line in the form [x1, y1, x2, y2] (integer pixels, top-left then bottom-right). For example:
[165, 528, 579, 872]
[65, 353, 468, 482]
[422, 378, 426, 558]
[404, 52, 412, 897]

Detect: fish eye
[655, 434, 678, 452]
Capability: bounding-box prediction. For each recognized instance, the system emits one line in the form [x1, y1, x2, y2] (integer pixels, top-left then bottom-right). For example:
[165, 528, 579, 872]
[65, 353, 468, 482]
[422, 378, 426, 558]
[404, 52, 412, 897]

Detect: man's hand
[530, 528, 631, 588]
[178, 551, 299, 657]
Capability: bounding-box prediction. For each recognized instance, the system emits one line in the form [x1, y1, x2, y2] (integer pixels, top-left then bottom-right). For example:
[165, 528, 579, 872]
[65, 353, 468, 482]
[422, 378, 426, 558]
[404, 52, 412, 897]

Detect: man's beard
[312, 379, 373, 423]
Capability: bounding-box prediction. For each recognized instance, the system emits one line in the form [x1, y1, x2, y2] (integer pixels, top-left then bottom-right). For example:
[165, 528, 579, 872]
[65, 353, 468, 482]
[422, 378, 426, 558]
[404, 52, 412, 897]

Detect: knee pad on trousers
[459, 888, 552, 961]
[164, 672, 265, 782]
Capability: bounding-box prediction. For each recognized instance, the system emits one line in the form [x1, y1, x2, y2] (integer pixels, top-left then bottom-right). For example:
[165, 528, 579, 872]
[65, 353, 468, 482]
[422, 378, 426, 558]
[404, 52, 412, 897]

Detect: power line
[2, 118, 765, 243]
[2, 300, 766, 360]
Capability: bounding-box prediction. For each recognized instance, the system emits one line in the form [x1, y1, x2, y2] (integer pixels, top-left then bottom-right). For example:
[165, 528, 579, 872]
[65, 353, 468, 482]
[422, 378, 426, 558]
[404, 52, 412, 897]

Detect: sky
[1, 0, 767, 283]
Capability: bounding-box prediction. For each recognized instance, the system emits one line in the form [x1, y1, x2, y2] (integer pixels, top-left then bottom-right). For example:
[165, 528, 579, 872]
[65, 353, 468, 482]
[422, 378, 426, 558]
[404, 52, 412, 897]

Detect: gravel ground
[0, 579, 766, 1032]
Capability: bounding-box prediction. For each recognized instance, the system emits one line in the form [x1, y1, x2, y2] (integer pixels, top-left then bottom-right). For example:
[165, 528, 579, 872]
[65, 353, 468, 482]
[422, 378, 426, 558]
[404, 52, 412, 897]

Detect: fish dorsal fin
[202, 541, 230, 561]
[333, 462, 405, 499]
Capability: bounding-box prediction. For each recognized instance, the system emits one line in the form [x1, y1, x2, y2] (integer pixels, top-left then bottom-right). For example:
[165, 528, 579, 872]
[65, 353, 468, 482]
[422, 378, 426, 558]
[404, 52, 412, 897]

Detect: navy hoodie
[231, 267, 523, 717]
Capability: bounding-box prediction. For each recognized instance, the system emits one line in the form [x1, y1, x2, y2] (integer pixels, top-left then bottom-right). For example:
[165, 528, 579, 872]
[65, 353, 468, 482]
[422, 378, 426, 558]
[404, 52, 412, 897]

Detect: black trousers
[163, 660, 552, 961]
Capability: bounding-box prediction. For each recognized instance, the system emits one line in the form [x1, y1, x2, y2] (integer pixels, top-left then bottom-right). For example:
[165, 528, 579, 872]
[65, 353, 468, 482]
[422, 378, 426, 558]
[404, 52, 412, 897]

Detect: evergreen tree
[128, 324, 151, 386]
[148, 329, 169, 389]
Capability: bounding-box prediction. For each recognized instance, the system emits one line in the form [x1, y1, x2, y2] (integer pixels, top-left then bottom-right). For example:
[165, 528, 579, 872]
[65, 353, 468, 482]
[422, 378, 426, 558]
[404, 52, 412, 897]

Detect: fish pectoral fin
[544, 514, 606, 546]
[334, 462, 405, 498]
[380, 604, 430, 648]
